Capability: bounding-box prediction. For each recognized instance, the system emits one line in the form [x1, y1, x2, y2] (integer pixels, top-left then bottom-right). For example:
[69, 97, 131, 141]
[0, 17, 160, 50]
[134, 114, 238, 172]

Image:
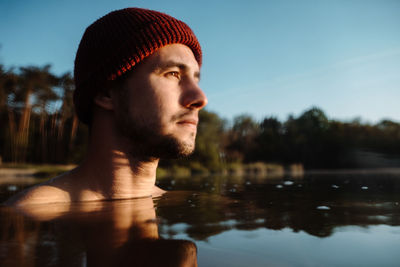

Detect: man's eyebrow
[155, 60, 200, 80]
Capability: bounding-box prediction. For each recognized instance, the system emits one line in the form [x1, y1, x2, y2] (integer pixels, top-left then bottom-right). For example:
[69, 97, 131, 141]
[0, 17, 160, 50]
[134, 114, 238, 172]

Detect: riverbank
[0, 162, 304, 179]
[0, 164, 77, 178]
[2, 163, 400, 184]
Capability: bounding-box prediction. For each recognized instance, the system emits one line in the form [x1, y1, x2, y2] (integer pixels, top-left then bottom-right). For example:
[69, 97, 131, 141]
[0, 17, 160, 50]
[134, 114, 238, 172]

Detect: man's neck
[59, 115, 163, 201]
[72, 143, 160, 201]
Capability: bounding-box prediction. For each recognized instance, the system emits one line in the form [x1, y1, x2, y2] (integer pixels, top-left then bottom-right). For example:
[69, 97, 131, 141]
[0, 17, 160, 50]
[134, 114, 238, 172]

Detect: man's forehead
[149, 44, 200, 71]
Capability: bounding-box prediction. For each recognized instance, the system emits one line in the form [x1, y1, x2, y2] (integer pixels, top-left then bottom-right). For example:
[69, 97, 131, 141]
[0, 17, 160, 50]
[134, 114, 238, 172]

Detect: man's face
[112, 44, 207, 158]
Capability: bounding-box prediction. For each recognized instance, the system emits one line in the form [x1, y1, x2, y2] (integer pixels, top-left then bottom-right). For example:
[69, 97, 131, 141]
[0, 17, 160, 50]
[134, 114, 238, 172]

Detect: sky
[1, 0, 399, 123]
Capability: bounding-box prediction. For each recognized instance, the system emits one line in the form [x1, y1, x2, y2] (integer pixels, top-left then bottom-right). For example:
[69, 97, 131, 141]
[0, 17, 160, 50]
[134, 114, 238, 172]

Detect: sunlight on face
[113, 44, 207, 159]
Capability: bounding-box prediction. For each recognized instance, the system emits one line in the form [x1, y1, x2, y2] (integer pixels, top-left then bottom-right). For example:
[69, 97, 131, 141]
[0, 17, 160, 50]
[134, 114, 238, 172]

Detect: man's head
[73, 8, 207, 158]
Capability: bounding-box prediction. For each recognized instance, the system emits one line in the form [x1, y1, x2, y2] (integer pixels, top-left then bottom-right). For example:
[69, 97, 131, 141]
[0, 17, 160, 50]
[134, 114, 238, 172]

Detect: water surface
[1, 170, 400, 266]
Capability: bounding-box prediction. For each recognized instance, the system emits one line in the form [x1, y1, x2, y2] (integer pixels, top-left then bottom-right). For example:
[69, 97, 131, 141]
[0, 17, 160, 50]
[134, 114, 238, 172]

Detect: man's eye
[166, 71, 180, 79]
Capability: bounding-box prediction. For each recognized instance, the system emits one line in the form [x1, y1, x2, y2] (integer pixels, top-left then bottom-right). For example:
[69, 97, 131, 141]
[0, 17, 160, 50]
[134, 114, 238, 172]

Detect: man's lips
[177, 118, 198, 127]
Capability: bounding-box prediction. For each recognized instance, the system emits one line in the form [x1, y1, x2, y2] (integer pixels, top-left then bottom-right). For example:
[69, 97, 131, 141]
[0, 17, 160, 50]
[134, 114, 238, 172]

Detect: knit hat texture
[73, 7, 202, 124]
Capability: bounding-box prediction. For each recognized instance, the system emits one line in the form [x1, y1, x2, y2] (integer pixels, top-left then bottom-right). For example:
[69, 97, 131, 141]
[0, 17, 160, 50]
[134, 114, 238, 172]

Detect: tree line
[1, 63, 400, 169]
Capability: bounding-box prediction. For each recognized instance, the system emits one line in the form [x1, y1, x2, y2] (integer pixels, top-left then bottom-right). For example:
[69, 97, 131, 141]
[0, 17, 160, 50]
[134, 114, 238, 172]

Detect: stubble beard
[115, 103, 196, 160]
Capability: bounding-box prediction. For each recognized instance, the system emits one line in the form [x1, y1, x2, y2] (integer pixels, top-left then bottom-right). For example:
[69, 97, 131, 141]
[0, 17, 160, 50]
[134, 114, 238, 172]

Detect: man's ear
[94, 90, 114, 110]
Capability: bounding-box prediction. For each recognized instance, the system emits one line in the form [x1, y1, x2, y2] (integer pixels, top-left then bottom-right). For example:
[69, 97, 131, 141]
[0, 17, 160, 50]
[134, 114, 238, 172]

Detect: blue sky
[1, 0, 399, 123]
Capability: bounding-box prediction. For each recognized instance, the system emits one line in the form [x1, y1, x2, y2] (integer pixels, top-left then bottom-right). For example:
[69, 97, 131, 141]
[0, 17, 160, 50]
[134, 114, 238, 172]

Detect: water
[1, 170, 400, 266]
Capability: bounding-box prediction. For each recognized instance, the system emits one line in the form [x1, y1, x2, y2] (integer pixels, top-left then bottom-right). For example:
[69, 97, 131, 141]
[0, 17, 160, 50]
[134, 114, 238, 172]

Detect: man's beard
[114, 107, 196, 159]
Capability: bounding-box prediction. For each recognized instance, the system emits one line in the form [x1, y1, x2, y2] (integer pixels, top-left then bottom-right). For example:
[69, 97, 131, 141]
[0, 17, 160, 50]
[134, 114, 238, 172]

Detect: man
[6, 7, 207, 206]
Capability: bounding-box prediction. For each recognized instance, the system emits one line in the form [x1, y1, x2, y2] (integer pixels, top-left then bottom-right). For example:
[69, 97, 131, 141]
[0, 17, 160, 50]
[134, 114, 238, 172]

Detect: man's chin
[161, 138, 195, 159]
[159, 132, 196, 158]
[175, 144, 195, 158]
[131, 134, 195, 159]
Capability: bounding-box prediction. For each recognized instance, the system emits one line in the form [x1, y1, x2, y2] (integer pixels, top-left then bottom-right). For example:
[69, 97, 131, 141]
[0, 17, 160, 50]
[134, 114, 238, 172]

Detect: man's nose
[180, 81, 208, 109]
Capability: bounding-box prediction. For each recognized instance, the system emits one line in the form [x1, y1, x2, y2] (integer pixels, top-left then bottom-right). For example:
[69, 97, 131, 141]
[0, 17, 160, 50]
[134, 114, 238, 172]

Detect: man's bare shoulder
[4, 172, 74, 206]
[4, 183, 70, 206]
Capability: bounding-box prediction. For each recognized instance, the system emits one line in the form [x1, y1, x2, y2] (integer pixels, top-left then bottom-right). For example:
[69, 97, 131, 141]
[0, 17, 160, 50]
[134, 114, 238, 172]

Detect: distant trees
[1, 62, 399, 169]
[0, 63, 87, 164]
[227, 107, 400, 169]
[189, 110, 225, 172]
[281, 107, 332, 167]
[254, 117, 284, 163]
[224, 115, 260, 163]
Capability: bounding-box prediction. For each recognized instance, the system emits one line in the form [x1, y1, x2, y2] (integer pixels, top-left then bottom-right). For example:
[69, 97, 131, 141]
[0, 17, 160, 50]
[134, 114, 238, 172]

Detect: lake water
[1, 170, 400, 266]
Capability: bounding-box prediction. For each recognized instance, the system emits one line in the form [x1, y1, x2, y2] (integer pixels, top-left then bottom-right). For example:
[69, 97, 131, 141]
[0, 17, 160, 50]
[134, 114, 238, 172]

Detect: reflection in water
[1, 171, 400, 266]
[0, 198, 197, 267]
[155, 172, 400, 239]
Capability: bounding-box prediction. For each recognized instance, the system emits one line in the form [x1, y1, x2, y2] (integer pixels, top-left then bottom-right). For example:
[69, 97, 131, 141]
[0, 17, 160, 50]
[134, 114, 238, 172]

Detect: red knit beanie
[73, 7, 202, 124]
